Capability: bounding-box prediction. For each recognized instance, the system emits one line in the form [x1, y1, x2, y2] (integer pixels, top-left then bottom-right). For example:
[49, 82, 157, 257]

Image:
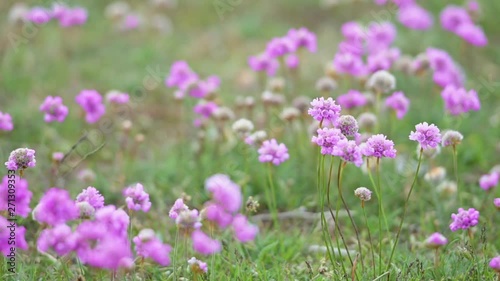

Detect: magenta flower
[169, 198, 189, 220]
[193, 101, 218, 119]
[58, 7, 87, 27]
[0, 111, 13, 131]
[188, 75, 220, 99]
[341, 21, 365, 45]
[205, 174, 242, 213]
[39, 96, 69, 123]
[285, 54, 299, 69]
[176, 209, 202, 230]
[106, 91, 130, 104]
[191, 230, 222, 255]
[308, 97, 342, 123]
[75, 89, 106, 124]
[80, 235, 133, 270]
[490, 257, 500, 272]
[37, 224, 77, 256]
[33, 188, 79, 226]
[385, 91, 410, 119]
[5, 148, 36, 171]
[123, 183, 151, 212]
[0, 175, 32, 217]
[232, 214, 258, 243]
[440, 5, 472, 33]
[409, 122, 442, 150]
[398, 4, 433, 30]
[76, 186, 105, 210]
[133, 229, 172, 266]
[312, 128, 346, 155]
[479, 173, 499, 191]
[51, 3, 67, 20]
[25, 7, 51, 24]
[456, 24, 488, 47]
[441, 85, 480, 115]
[287, 27, 317, 53]
[165, 61, 198, 89]
[333, 52, 366, 77]
[266, 37, 295, 58]
[204, 203, 233, 228]
[336, 115, 359, 137]
[94, 205, 130, 237]
[121, 14, 140, 31]
[360, 134, 397, 158]
[425, 232, 448, 249]
[449, 207, 479, 232]
[337, 90, 367, 109]
[248, 53, 279, 76]
[0, 217, 28, 256]
[258, 139, 289, 166]
[494, 198, 500, 210]
[367, 52, 392, 73]
[366, 22, 397, 52]
[332, 139, 363, 167]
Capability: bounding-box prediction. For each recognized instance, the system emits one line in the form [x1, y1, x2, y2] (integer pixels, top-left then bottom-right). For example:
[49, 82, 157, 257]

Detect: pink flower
[123, 183, 151, 212]
[258, 139, 290, 166]
[332, 139, 363, 167]
[287, 27, 317, 53]
[455, 24, 488, 47]
[191, 230, 221, 255]
[58, 7, 88, 27]
[248, 53, 279, 76]
[425, 232, 447, 249]
[409, 122, 442, 150]
[449, 207, 479, 232]
[0, 217, 28, 256]
[33, 188, 79, 226]
[0, 111, 13, 131]
[333, 52, 366, 77]
[385, 91, 410, 119]
[76, 186, 105, 210]
[75, 89, 106, 124]
[204, 203, 233, 228]
[232, 214, 258, 243]
[479, 172, 499, 191]
[169, 198, 189, 220]
[337, 90, 367, 109]
[312, 128, 346, 155]
[440, 5, 472, 33]
[266, 37, 296, 58]
[285, 54, 299, 69]
[165, 61, 198, 89]
[360, 134, 397, 158]
[0, 175, 32, 218]
[37, 224, 77, 256]
[205, 174, 242, 213]
[398, 4, 433, 30]
[308, 97, 342, 123]
[25, 7, 51, 24]
[133, 229, 172, 266]
[5, 148, 36, 171]
[441, 85, 480, 115]
[106, 91, 129, 104]
[39, 96, 69, 123]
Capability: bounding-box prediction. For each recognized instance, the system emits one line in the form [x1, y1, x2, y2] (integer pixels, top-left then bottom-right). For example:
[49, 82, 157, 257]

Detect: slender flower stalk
[387, 148, 424, 273]
[266, 163, 279, 227]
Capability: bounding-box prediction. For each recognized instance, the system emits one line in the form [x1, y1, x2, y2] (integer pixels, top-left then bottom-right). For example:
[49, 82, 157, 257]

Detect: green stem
[386, 148, 424, 274]
[173, 228, 179, 280]
[266, 164, 279, 227]
[363, 204, 376, 278]
[452, 145, 460, 204]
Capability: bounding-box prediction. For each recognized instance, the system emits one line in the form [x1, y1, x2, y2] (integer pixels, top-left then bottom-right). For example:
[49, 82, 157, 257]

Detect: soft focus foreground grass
[0, 0, 500, 280]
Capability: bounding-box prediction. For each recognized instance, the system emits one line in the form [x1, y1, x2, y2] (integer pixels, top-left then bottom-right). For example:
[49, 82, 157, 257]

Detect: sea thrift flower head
[75, 90, 106, 123]
[193, 101, 218, 119]
[204, 203, 233, 228]
[76, 201, 96, 219]
[280, 107, 301, 122]
[248, 53, 279, 76]
[449, 207, 479, 231]
[52, 152, 64, 162]
[258, 139, 290, 166]
[94, 205, 130, 237]
[0, 217, 28, 256]
[337, 90, 367, 109]
[360, 134, 397, 158]
[33, 188, 79, 226]
[39, 96, 69, 123]
[232, 119, 254, 137]
[494, 198, 500, 210]
[335, 115, 359, 137]
[366, 22, 397, 51]
[0, 112, 13, 131]
[409, 122, 442, 150]
[341, 21, 365, 44]
[287, 27, 317, 53]
[357, 112, 377, 131]
[25, 7, 51, 24]
[120, 13, 140, 31]
[266, 36, 295, 58]
[332, 52, 366, 77]
[191, 230, 222, 255]
[76, 186, 105, 210]
[354, 187, 372, 201]
[332, 139, 363, 167]
[37, 224, 77, 256]
[315, 77, 338, 93]
[437, 180, 457, 197]
[188, 75, 220, 99]
[425, 232, 448, 249]
[58, 7, 88, 27]
[123, 183, 152, 212]
[133, 229, 172, 266]
[188, 257, 208, 274]
[232, 214, 259, 243]
[165, 61, 198, 88]
[456, 24, 488, 47]
[398, 4, 433, 30]
[5, 148, 36, 171]
[312, 128, 346, 155]
[490, 257, 500, 272]
[205, 174, 242, 213]
[8, 3, 29, 25]
[245, 130, 267, 146]
[308, 97, 341, 123]
[366, 70, 396, 94]
[169, 198, 189, 220]
[441, 130, 463, 147]
[106, 90, 130, 104]
[385, 91, 410, 119]
[0, 175, 32, 217]
[440, 5, 472, 33]
[479, 173, 499, 191]
[51, 3, 68, 20]
[176, 209, 202, 230]
[81, 235, 133, 270]
[77, 168, 96, 183]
